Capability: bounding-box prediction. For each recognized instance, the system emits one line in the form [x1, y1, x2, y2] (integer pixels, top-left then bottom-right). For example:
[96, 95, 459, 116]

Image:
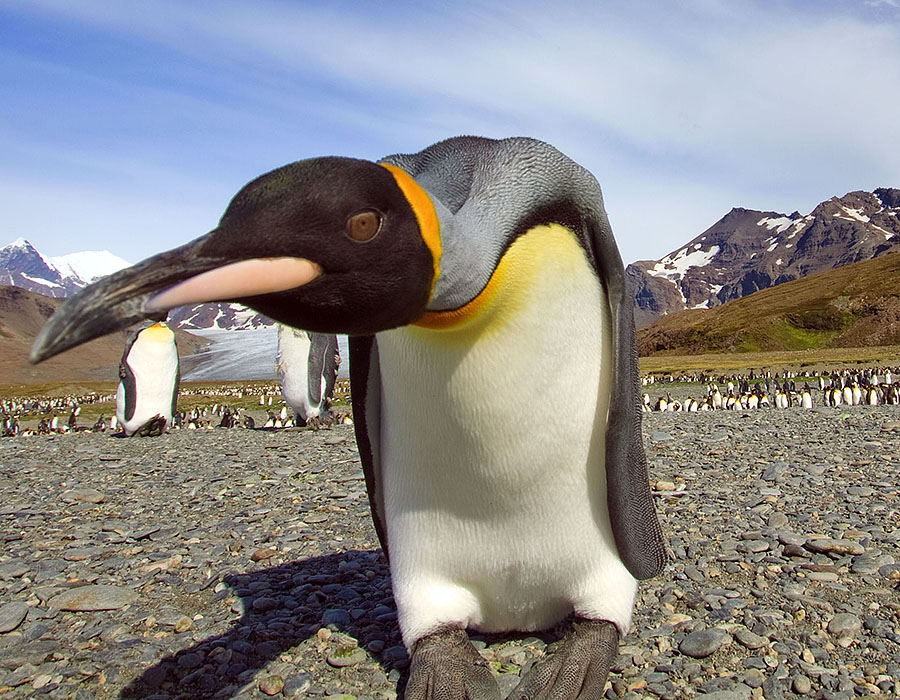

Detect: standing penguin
[275, 324, 339, 425]
[116, 322, 179, 436]
[31, 136, 666, 699]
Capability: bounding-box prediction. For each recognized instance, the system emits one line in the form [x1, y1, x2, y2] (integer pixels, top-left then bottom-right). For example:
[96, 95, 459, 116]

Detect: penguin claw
[508, 619, 618, 700]
[405, 628, 501, 700]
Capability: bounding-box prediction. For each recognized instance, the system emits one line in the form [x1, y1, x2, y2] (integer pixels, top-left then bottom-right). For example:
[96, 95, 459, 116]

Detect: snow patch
[839, 206, 870, 223]
[758, 216, 795, 234]
[775, 258, 783, 266]
[20, 272, 63, 288]
[767, 243, 778, 252]
[49, 250, 131, 283]
[870, 223, 895, 239]
[647, 245, 720, 284]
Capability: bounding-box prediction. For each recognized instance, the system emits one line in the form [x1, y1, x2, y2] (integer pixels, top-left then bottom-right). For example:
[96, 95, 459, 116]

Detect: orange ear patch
[381, 164, 441, 299]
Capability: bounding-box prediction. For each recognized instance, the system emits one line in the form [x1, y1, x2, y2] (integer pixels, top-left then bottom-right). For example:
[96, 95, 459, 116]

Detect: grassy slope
[638, 251, 900, 359]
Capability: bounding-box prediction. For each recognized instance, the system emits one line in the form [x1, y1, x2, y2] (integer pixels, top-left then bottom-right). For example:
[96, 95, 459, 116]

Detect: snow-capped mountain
[627, 187, 900, 327]
[48, 249, 131, 287]
[0, 238, 126, 298]
[0, 238, 273, 330]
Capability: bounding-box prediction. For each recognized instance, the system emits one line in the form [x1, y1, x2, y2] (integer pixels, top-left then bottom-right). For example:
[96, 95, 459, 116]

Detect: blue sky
[2, 0, 899, 267]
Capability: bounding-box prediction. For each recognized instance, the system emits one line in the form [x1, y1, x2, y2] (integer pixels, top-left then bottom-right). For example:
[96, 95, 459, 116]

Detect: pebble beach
[1, 407, 898, 700]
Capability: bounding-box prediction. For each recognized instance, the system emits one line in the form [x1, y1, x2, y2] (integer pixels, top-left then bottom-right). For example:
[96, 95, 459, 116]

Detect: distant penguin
[801, 385, 813, 409]
[867, 386, 879, 406]
[116, 322, 179, 437]
[275, 324, 340, 425]
[842, 385, 853, 407]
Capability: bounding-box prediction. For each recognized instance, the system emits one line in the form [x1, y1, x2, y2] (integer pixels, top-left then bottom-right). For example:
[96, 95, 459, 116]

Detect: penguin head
[31, 157, 439, 362]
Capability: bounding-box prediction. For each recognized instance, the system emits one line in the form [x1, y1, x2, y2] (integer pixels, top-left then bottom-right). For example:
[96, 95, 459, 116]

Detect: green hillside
[638, 251, 900, 356]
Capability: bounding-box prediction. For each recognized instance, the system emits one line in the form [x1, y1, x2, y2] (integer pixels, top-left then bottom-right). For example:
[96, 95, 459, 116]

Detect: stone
[322, 608, 351, 628]
[0, 601, 29, 633]
[283, 672, 313, 697]
[47, 585, 138, 611]
[733, 627, 768, 650]
[679, 629, 730, 658]
[694, 685, 752, 700]
[806, 538, 865, 556]
[792, 675, 812, 695]
[327, 646, 367, 667]
[259, 674, 284, 695]
[827, 613, 862, 637]
[59, 487, 105, 504]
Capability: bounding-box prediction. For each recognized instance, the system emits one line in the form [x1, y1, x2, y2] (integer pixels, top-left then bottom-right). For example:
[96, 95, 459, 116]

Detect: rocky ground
[0, 407, 898, 700]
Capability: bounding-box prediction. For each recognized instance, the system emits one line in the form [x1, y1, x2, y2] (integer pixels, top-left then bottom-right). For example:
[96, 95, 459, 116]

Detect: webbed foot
[405, 627, 501, 700]
[509, 619, 618, 700]
[134, 415, 167, 437]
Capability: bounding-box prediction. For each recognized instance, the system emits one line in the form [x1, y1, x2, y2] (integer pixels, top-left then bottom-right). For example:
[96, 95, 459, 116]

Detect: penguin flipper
[508, 619, 617, 700]
[348, 335, 389, 559]
[406, 628, 501, 700]
[582, 197, 667, 580]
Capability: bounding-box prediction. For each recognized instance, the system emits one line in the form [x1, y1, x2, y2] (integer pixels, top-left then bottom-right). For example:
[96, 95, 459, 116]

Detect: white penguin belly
[117, 340, 178, 433]
[376, 225, 637, 647]
[276, 326, 322, 420]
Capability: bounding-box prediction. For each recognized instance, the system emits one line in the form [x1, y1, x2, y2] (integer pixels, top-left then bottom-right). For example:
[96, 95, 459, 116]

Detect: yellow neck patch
[141, 322, 174, 341]
[381, 163, 441, 300]
[415, 223, 585, 332]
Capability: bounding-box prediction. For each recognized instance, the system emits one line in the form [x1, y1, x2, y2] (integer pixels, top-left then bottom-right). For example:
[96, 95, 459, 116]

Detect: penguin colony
[0, 381, 352, 437]
[31, 136, 665, 699]
[641, 367, 900, 412]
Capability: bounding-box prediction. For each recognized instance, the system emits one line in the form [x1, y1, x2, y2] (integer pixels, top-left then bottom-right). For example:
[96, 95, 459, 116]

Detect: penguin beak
[30, 235, 322, 364]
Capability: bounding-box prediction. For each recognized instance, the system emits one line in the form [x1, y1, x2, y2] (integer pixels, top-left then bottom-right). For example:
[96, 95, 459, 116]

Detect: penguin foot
[405, 627, 501, 700]
[134, 415, 167, 437]
[508, 619, 618, 700]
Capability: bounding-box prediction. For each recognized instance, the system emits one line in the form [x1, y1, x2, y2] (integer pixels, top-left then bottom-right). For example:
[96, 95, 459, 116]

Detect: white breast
[117, 336, 178, 434]
[375, 225, 636, 647]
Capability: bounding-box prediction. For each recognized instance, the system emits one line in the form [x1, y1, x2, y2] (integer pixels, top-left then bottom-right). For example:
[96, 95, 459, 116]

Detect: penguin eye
[346, 210, 382, 242]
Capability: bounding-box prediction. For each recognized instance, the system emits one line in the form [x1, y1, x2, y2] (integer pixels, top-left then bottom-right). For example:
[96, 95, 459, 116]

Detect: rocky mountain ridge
[628, 187, 900, 327]
[0, 239, 271, 330]
[0, 238, 131, 298]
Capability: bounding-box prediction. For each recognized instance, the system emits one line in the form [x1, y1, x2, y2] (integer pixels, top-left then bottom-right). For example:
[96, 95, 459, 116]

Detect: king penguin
[275, 324, 340, 425]
[30, 136, 666, 700]
[116, 322, 179, 437]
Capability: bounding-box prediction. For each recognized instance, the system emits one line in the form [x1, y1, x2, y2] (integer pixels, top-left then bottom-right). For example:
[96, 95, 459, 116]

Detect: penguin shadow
[118, 549, 409, 700]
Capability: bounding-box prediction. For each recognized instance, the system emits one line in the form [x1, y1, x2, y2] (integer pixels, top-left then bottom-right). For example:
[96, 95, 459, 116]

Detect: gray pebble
[806, 538, 865, 556]
[792, 675, 812, 695]
[47, 584, 138, 611]
[679, 628, 730, 658]
[827, 613, 862, 637]
[733, 627, 768, 650]
[283, 672, 313, 697]
[0, 601, 29, 633]
[326, 646, 367, 667]
[59, 487, 105, 504]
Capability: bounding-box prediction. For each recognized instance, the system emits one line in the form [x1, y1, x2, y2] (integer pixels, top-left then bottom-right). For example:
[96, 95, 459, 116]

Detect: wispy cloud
[2, 0, 899, 264]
